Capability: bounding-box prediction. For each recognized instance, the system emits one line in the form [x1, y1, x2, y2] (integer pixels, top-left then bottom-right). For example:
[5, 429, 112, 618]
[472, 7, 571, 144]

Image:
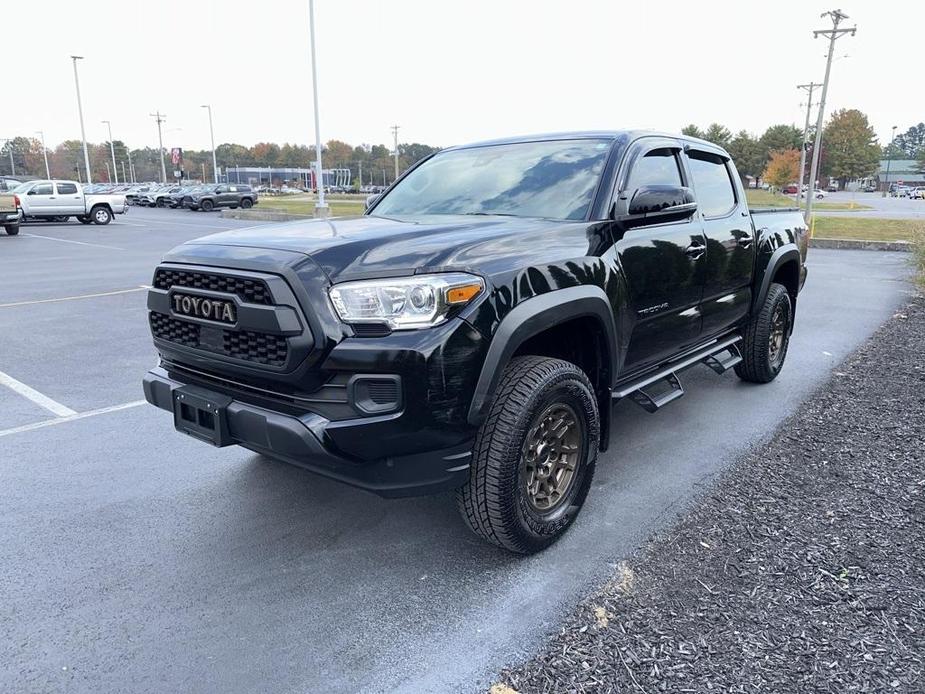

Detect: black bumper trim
[143, 368, 471, 498]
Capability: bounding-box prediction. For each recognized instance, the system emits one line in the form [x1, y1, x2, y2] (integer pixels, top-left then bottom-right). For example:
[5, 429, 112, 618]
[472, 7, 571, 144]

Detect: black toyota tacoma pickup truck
[143, 131, 807, 553]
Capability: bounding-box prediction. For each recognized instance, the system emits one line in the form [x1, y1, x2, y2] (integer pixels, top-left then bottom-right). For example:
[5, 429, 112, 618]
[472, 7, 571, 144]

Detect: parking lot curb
[810, 237, 912, 252]
[220, 209, 312, 222]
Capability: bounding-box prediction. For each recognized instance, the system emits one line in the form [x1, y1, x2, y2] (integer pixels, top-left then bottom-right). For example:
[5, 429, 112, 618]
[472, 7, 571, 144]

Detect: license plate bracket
[172, 385, 233, 447]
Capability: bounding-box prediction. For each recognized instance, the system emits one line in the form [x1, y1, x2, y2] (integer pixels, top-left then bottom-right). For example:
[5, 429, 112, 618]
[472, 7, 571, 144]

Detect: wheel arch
[467, 285, 617, 449]
[755, 245, 800, 309]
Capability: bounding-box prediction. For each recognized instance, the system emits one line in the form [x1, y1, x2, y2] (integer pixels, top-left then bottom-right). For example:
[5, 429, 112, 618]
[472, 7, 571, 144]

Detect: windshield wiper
[461, 212, 519, 217]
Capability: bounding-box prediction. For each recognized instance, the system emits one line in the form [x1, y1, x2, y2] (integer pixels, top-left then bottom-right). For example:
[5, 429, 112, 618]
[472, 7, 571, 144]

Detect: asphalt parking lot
[0, 207, 915, 693]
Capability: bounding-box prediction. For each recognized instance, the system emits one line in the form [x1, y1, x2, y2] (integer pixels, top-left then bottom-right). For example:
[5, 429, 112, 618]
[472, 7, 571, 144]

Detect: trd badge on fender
[171, 293, 236, 324]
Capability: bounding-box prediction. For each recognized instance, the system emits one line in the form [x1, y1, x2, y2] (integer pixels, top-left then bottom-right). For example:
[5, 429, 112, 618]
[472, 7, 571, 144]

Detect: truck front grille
[149, 313, 289, 367]
[153, 268, 272, 305]
[223, 330, 288, 366]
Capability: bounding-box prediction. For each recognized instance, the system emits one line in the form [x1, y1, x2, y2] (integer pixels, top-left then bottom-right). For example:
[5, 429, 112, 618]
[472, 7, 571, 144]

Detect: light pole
[126, 148, 134, 183]
[35, 131, 51, 178]
[883, 125, 898, 196]
[102, 120, 118, 184]
[200, 104, 218, 183]
[307, 0, 328, 217]
[391, 124, 400, 181]
[804, 10, 855, 223]
[121, 160, 127, 183]
[70, 56, 92, 183]
[104, 161, 111, 183]
[1, 139, 15, 176]
[796, 82, 819, 210]
[150, 111, 167, 183]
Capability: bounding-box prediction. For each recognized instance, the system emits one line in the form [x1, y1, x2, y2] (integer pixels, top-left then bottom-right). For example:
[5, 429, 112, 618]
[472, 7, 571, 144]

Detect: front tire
[200, 199, 214, 212]
[456, 356, 599, 554]
[735, 282, 792, 383]
[240, 197, 254, 209]
[91, 206, 112, 225]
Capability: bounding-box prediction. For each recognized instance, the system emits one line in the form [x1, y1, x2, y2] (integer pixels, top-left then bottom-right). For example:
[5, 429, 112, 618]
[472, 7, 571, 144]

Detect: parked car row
[84, 182, 260, 212]
[890, 185, 925, 199]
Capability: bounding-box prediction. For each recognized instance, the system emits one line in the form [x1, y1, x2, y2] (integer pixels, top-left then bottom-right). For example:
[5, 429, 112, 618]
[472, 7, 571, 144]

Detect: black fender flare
[754, 245, 801, 310]
[466, 285, 617, 426]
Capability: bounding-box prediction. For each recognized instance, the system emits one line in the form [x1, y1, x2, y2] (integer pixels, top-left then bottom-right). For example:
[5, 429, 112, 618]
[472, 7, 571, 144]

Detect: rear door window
[56, 182, 78, 195]
[687, 152, 736, 218]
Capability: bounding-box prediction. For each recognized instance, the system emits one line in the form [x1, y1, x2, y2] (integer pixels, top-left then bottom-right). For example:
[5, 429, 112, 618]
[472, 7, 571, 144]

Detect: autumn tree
[762, 149, 801, 189]
[821, 108, 881, 185]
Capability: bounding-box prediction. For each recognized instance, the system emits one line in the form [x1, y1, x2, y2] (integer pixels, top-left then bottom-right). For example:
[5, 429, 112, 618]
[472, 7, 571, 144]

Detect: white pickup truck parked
[14, 180, 128, 225]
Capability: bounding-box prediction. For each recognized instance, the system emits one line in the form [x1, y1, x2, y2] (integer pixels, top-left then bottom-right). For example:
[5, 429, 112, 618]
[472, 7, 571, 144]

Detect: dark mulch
[497, 296, 925, 693]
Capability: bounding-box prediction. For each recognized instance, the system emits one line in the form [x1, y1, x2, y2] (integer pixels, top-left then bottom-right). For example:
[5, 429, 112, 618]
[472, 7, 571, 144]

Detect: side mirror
[365, 194, 381, 209]
[621, 185, 697, 225]
[27, 189, 37, 195]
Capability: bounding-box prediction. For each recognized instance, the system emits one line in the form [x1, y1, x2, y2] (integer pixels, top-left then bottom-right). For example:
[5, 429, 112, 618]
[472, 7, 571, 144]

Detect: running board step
[702, 343, 743, 374]
[613, 335, 743, 413]
[627, 372, 684, 413]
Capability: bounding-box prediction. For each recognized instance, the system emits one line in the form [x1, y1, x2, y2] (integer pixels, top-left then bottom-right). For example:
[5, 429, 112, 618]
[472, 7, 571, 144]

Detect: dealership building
[875, 159, 924, 190]
[220, 166, 352, 188]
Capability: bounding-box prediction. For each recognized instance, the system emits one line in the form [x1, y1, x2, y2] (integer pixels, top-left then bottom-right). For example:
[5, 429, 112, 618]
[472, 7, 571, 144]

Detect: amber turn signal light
[445, 283, 482, 304]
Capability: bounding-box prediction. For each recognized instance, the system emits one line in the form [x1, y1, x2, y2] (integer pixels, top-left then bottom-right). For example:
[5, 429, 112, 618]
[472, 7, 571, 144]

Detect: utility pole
[150, 111, 167, 183]
[201, 104, 219, 183]
[391, 125, 400, 181]
[127, 148, 134, 183]
[102, 120, 118, 184]
[307, 0, 328, 217]
[357, 159, 363, 190]
[883, 125, 898, 196]
[795, 82, 820, 210]
[202, 161, 206, 183]
[804, 9, 855, 223]
[104, 161, 111, 183]
[35, 131, 51, 178]
[70, 56, 92, 183]
[121, 160, 127, 183]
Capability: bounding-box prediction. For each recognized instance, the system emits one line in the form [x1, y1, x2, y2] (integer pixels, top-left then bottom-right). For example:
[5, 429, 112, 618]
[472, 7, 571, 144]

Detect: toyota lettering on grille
[171, 293, 236, 325]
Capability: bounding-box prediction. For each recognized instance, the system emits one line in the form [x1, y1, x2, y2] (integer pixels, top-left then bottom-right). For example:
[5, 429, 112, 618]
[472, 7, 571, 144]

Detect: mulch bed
[496, 295, 925, 693]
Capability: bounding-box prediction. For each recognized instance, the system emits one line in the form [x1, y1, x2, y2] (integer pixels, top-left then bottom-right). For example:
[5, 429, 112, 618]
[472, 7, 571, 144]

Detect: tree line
[0, 137, 440, 186]
[2, 109, 921, 187]
[682, 108, 901, 189]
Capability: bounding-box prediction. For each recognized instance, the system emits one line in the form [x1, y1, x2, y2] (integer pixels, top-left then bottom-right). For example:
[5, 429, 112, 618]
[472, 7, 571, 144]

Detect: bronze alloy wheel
[521, 403, 583, 513]
[768, 303, 787, 368]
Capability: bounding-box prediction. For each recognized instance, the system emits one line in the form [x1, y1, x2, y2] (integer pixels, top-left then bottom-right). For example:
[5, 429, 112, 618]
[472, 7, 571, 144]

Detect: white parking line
[0, 400, 147, 439]
[0, 370, 77, 417]
[23, 233, 125, 251]
[0, 286, 148, 309]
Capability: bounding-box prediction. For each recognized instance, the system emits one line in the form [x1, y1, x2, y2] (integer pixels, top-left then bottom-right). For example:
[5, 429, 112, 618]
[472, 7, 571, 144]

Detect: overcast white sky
[5, 0, 921, 152]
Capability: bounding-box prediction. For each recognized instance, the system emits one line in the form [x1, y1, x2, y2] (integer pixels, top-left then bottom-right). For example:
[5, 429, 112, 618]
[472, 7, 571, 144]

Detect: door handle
[738, 234, 754, 247]
[685, 242, 706, 259]
[49, 196, 56, 199]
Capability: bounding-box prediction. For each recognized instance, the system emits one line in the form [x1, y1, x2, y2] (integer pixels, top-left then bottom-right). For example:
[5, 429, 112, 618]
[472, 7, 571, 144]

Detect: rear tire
[91, 206, 112, 225]
[735, 282, 792, 383]
[456, 356, 599, 554]
[201, 199, 214, 212]
[4, 224, 19, 236]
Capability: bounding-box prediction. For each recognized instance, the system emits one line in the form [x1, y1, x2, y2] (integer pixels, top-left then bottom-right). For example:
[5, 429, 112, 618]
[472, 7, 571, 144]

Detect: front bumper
[143, 366, 473, 498]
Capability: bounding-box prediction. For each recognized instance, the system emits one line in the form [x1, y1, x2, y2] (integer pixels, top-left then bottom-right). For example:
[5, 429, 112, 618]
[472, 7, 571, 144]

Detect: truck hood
[181, 214, 589, 282]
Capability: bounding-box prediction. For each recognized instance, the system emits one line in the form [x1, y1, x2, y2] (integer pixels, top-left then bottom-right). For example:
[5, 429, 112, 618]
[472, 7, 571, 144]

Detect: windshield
[372, 139, 612, 220]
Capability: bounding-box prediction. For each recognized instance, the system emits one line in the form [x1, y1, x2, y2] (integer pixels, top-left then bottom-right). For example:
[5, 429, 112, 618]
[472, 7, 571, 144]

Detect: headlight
[329, 272, 484, 330]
